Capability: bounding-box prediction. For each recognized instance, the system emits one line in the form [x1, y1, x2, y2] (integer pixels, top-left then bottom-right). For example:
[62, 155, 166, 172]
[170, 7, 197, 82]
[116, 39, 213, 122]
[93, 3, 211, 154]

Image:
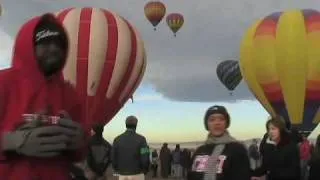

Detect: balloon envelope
[144, 1, 166, 29]
[216, 60, 242, 91]
[240, 9, 320, 133]
[166, 13, 184, 36]
[56, 7, 147, 127]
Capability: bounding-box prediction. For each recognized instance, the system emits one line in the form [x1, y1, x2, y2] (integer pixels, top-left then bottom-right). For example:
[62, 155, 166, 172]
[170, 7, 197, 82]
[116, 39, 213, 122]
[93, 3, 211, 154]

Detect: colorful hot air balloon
[144, 1, 166, 31]
[240, 9, 320, 134]
[55, 7, 147, 127]
[166, 13, 184, 36]
[216, 60, 242, 95]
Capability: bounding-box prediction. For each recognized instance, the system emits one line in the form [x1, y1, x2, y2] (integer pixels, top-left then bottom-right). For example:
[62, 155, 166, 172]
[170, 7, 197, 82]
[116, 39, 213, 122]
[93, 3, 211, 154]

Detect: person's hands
[2, 121, 76, 158]
[58, 111, 85, 150]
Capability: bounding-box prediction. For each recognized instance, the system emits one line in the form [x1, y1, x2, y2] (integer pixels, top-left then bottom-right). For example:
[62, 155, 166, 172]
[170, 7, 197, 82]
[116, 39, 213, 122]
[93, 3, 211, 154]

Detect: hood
[11, 13, 68, 82]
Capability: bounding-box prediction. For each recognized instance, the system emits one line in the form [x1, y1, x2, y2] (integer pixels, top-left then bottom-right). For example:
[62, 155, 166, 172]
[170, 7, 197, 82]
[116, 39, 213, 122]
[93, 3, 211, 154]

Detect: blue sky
[0, 0, 320, 143]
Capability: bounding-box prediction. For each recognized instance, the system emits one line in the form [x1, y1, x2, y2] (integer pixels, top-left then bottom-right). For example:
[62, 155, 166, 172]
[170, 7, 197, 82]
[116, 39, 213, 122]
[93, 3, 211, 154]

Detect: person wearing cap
[111, 116, 150, 180]
[0, 13, 87, 179]
[187, 105, 251, 180]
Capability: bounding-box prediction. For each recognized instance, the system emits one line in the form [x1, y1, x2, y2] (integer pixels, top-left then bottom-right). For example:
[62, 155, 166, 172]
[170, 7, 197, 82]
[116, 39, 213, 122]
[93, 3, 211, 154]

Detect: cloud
[133, 94, 164, 102]
[0, 30, 13, 69]
[0, 0, 319, 101]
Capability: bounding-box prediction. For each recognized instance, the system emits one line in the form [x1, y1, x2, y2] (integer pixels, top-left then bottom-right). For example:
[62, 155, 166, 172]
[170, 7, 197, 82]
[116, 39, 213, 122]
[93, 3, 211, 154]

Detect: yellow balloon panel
[240, 9, 320, 132]
[275, 11, 307, 124]
[240, 20, 277, 116]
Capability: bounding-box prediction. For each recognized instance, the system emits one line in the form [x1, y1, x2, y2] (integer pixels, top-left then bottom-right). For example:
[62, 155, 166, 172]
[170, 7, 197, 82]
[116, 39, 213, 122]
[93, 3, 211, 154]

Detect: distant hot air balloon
[240, 9, 320, 135]
[55, 7, 147, 127]
[144, 1, 166, 31]
[166, 13, 184, 37]
[216, 60, 242, 95]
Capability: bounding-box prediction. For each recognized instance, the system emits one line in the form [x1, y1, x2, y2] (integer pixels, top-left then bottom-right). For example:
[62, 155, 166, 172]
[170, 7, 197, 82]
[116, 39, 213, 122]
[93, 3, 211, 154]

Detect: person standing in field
[112, 116, 150, 180]
[160, 143, 171, 179]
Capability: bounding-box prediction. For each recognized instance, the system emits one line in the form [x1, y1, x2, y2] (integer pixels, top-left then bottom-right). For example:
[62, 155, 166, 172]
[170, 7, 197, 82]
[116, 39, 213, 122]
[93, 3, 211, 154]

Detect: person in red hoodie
[0, 13, 87, 180]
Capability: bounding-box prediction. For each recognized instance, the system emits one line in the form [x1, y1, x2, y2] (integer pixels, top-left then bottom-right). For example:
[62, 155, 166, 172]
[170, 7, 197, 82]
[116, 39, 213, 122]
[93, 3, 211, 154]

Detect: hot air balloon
[240, 9, 320, 135]
[166, 13, 184, 37]
[216, 60, 242, 95]
[55, 7, 147, 127]
[144, 1, 166, 31]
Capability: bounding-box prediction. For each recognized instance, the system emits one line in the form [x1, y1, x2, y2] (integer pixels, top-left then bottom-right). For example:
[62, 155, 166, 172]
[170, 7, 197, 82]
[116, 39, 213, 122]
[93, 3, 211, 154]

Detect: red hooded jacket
[0, 14, 88, 180]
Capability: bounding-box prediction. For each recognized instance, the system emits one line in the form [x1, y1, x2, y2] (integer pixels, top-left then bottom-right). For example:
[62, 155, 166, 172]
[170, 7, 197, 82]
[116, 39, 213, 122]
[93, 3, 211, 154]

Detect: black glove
[58, 112, 85, 150]
[2, 120, 77, 158]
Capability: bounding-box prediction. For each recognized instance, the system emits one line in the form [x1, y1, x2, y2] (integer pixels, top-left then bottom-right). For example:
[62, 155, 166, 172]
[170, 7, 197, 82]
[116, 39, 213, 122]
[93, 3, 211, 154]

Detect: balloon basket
[229, 92, 233, 96]
[154, 27, 156, 31]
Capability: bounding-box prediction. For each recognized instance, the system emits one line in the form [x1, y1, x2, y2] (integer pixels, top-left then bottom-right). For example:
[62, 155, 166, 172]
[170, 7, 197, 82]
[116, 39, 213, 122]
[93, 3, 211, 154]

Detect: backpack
[248, 144, 260, 160]
[87, 139, 112, 176]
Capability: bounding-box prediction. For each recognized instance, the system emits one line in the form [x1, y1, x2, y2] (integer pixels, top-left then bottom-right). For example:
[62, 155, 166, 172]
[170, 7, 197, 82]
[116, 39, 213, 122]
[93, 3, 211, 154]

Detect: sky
[0, 0, 319, 143]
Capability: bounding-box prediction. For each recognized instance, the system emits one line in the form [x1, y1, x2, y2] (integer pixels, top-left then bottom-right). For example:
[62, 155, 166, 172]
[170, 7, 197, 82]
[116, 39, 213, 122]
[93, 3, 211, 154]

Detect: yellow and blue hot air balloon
[240, 9, 320, 135]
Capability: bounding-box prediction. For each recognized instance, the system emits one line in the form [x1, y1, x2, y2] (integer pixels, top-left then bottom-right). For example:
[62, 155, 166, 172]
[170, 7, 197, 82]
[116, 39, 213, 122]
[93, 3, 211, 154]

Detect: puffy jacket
[87, 135, 112, 176]
[253, 141, 300, 180]
[188, 142, 251, 180]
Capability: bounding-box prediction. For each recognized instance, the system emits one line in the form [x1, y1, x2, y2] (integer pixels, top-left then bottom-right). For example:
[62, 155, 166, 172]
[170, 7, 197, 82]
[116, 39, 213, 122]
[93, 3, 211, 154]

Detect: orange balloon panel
[56, 7, 146, 126]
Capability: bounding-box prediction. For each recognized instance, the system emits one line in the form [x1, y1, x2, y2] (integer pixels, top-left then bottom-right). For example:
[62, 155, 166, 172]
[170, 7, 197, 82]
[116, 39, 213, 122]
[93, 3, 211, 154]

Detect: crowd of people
[149, 144, 193, 179]
[70, 105, 320, 180]
[0, 12, 320, 180]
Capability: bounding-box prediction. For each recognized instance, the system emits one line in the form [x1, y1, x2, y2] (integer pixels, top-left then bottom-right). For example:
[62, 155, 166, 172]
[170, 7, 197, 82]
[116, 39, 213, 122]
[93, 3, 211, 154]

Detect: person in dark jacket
[150, 149, 159, 178]
[188, 105, 251, 180]
[252, 116, 301, 180]
[172, 144, 183, 178]
[248, 139, 260, 170]
[86, 124, 112, 180]
[181, 148, 192, 178]
[111, 116, 150, 180]
[308, 134, 320, 180]
[160, 143, 171, 178]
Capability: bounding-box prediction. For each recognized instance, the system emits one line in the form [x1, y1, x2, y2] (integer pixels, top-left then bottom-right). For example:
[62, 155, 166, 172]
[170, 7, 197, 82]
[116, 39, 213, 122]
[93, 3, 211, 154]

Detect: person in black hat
[111, 116, 150, 180]
[187, 105, 251, 180]
[34, 14, 68, 77]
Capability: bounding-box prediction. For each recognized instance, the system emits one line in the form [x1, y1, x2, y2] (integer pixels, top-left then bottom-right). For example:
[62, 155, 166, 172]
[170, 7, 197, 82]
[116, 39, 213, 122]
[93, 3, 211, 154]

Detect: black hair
[126, 124, 137, 129]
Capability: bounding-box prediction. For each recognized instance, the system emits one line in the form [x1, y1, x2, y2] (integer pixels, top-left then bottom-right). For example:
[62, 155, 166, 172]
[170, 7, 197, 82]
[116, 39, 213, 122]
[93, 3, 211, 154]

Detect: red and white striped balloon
[55, 7, 146, 126]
